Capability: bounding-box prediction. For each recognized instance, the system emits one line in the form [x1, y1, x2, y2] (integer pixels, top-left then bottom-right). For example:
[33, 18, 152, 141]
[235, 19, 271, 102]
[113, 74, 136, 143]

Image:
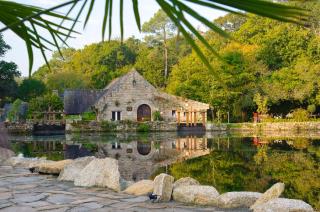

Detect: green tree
[0, 34, 20, 105]
[18, 78, 46, 101]
[142, 9, 177, 79]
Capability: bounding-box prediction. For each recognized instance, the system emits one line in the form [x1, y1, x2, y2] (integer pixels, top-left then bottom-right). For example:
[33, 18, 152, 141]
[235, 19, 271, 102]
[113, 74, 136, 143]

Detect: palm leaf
[0, 0, 309, 75]
[0, 0, 77, 76]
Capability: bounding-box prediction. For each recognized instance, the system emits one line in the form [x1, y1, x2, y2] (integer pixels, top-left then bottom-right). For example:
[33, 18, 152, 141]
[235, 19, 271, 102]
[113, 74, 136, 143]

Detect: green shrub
[307, 104, 316, 114]
[7, 99, 26, 122]
[81, 111, 96, 121]
[152, 111, 163, 121]
[101, 121, 116, 131]
[137, 123, 150, 132]
[292, 108, 309, 122]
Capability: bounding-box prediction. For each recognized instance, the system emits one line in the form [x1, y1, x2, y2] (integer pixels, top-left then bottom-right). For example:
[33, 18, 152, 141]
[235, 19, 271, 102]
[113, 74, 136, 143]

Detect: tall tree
[17, 78, 46, 102]
[0, 34, 20, 105]
[142, 9, 177, 79]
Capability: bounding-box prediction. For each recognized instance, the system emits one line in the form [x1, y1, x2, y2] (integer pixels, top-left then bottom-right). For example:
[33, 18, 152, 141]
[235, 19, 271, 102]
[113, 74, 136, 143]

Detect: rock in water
[74, 158, 121, 191]
[172, 185, 219, 205]
[250, 182, 285, 210]
[153, 173, 174, 202]
[215, 192, 262, 208]
[173, 177, 200, 189]
[253, 198, 314, 212]
[58, 157, 95, 181]
[33, 160, 73, 175]
[123, 180, 154, 196]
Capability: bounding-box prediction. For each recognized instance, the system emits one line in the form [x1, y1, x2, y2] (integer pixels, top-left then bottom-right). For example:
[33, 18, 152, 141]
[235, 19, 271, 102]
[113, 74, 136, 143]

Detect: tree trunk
[163, 27, 168, 79]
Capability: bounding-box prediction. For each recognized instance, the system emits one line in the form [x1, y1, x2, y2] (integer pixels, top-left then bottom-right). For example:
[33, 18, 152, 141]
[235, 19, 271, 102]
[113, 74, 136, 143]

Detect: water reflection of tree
[169, 146, 320, 210]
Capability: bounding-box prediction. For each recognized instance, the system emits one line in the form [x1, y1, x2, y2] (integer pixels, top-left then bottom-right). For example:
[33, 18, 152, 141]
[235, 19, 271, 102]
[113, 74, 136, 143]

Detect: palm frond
[0, 0, 77, 76]
[0, 0, 309, 75]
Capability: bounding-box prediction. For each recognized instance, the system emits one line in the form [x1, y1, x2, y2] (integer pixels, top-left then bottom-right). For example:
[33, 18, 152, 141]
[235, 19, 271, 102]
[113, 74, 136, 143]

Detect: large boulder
[32, 160, 73, 175]
[0, 147, 15, 164]
[123, 180, 154, 196]
[172, 185, 219, 205]
[253, 198, 314, 212]
[173, 177, 200, 189]
[58, 157, 95, 181]
[215, 192, 262, 208]
[74, 158, 121, 191]
[251, 182, 285, 210]
[153, 173, 174, 202]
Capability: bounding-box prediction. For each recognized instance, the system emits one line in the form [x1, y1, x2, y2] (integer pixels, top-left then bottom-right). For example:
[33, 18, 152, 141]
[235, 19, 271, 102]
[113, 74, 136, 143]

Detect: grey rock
[251, 182, 285, 210]
[173, 177, 200, 189]
[172, 185, 219, 205]
[0, 206, 36, 212]
[215, 191, 262, 208]
[58, 156, 95, 181]
[153, 173, 174, 202]
[253, 198, 314, 212]
[74, 158, 121, 191]
[80, 202, 104, 209]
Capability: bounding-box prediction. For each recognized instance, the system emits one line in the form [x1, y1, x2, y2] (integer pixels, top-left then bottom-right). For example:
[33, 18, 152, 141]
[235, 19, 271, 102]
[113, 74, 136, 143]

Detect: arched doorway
[137, 104, 151, 121]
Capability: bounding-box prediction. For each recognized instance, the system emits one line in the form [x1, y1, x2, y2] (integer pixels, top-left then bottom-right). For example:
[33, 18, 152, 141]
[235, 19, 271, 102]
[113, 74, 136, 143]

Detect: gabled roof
[64, 89, 104, 115]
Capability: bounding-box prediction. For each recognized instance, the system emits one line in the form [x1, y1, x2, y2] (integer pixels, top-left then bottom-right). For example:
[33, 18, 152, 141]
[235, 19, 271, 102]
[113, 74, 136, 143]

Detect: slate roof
[63, 90, 104, 115]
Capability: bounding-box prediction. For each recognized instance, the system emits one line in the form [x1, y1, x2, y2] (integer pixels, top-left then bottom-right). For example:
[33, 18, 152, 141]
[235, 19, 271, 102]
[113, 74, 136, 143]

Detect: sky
[2, 0, 226, 77]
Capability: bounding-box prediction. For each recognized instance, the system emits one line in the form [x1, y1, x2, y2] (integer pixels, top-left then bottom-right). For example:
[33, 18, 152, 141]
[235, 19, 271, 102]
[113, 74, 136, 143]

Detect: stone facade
[94, 70, 209, 122]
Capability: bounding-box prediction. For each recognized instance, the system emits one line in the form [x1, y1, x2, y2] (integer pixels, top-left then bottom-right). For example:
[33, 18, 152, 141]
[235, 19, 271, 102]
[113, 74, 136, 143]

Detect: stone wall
[4, 122, 33, 134]
[66, 120, 177, 133]
[206, 121, 320, 133]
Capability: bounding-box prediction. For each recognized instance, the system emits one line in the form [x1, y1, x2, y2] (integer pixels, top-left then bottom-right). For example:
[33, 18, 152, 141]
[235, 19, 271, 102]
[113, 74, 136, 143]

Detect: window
[172, 110, 176, 117]
[111, 111, 121, 121]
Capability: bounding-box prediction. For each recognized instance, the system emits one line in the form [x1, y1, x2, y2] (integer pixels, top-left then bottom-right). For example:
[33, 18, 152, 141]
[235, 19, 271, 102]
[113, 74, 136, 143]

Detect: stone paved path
[0, 166, 247, 212]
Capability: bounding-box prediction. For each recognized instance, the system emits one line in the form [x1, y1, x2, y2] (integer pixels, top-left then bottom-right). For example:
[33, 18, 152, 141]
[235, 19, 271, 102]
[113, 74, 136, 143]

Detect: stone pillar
[194, 111, 197, 124]
[177, 111, 180, 124]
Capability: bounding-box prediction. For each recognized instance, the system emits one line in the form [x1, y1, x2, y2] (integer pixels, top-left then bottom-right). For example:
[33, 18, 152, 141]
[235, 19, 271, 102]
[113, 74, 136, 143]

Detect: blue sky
[2, 0, 226, 76]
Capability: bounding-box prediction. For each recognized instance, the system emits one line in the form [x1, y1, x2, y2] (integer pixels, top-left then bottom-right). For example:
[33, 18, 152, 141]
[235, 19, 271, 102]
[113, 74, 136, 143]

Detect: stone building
[93, 69, 209, 123]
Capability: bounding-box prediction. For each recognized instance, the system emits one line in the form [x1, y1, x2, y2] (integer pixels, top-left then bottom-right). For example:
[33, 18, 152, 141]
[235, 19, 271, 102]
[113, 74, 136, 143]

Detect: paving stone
[10, 184, 38, 190]
[12, 193, 48, 203]
[45, 190, 76, 195]
[80, 202, 104, 209]
[70, 197, 105, 204]
[0, 206, 37, 212]
[46, 194, 76, 205]
[36, 204, 69, 211]
[0, 192, 12, 200]
[68, 207, 91, 212]
[122, 196, 149, 203]
[40, 207, 70, 212]
[0, 202, 13, 209]
[20, 200, 51, 207]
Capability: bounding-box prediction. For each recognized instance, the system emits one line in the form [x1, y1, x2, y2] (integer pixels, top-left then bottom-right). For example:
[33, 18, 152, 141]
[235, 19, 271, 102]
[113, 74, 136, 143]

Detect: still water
[6, 132, 320, 209]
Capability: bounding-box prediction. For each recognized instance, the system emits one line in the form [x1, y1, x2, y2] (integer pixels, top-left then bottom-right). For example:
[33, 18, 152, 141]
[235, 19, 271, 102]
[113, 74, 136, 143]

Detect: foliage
[101, 121, 116, 131]
[253, 93, 269, 114]
[81, 111, 96, 121]
[7, 99, 26, 122]
[18, 78, 46, 101]
[291, 108, 309, 122]
[307, 104, 316, 114]
[152, 111, 163, 121]
[0, 34, 20, 105]
[28, 93, 63, 114]
[137, 123, 150, 132]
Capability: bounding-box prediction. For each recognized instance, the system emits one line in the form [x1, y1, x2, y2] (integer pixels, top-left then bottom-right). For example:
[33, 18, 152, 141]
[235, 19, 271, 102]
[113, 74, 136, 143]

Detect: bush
[101, 121, 116, 131]
[152, 111, 163, 121]
[81, 111, 96, 121]
[7, 99, 27, 122]
[307, 104, 316, 114]
[137, 123, 150, 132]
[292, 108, 309, 122]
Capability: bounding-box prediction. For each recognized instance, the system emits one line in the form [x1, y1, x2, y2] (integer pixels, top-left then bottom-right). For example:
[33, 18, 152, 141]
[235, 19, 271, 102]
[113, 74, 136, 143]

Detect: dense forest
[1, 1, 320, 122]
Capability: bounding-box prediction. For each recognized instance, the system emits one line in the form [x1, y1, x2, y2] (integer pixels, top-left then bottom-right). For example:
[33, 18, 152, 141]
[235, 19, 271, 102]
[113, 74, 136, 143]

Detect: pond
[5, 131, 320, 209]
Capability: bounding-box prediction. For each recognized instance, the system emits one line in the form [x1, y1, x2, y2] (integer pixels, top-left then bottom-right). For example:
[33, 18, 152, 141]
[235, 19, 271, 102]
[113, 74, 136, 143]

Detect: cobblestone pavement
[0, 166, 247, 212]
